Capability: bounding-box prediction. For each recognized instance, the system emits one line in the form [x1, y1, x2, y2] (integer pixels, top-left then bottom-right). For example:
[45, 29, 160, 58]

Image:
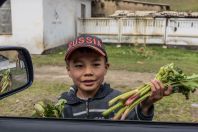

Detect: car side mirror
[0, 47, 33, 100]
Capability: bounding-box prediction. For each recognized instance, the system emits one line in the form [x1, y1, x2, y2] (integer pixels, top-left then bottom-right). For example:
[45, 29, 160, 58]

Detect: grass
[0, 81, 70, 117]
[137, 0, 198, 11]
[1, 44, 198, 122]
[0, 80, 197, 122]
[107, 45, 198, 74]
[32, 44, 198, 74]
[31, 52, 66, 67]
[154, 93, 198, 122]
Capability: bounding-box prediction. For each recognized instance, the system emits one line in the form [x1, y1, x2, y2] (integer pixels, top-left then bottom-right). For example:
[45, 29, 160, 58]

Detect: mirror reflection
[0, 50, 27, 95]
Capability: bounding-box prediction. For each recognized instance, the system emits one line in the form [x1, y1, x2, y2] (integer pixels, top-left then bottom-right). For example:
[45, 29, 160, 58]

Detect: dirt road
[34, 65, 155, 90]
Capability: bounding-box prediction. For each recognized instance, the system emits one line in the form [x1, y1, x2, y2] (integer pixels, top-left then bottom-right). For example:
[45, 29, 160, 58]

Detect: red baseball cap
[65, 34, 108, 62]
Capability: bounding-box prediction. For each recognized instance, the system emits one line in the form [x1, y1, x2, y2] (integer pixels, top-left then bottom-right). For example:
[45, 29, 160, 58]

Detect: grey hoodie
[59, 83, 154, 120]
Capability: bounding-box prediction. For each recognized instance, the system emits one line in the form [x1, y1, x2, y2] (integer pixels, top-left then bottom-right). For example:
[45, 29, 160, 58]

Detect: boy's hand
[140, 79, 173, 115]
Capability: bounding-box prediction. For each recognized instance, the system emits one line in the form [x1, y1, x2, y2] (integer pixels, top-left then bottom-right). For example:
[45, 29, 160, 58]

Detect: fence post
[118, 18, 122, 44]
[164, 17, 169, 46]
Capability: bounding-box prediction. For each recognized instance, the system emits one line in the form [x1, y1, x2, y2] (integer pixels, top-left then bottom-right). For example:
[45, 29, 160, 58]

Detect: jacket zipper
[86, 100, 89, 118]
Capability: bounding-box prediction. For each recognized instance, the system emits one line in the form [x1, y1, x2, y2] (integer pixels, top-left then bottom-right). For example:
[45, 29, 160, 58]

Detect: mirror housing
[0, 46, 33, 100]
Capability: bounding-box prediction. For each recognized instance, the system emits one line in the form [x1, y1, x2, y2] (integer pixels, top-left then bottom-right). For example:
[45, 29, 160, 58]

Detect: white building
[0, 0, 92, 54]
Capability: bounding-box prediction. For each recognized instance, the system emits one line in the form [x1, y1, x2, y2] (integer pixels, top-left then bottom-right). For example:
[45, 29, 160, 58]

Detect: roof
[110, 10, 198, 18]
[122, 0, 170, 7]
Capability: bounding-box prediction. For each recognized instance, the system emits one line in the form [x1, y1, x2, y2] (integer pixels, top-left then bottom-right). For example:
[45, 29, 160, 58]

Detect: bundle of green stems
[102, 63, 198, 120]
[32, 99, 67, 118]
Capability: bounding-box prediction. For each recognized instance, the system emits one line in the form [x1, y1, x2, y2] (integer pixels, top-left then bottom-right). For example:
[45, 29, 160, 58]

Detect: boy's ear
[66, 65, 70, 71]
[104, 63, 109, 76]
[66, 65, 71, 77]
[105, 63, 110, 70]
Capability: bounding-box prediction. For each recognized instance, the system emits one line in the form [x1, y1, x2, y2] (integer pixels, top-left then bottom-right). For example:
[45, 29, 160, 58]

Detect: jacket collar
[64, 83, 113, 105]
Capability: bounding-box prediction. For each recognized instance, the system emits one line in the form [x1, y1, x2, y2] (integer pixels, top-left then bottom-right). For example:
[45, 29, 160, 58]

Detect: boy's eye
[93, 63, 101, 67]
[74, 64, 83, 68]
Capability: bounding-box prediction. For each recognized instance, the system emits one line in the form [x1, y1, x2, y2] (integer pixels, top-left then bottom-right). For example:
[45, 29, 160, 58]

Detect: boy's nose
[84, 66, 94, 76]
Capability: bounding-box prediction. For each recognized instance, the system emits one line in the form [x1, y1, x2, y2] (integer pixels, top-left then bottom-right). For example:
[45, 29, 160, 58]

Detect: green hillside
[137, 0, 198, 11]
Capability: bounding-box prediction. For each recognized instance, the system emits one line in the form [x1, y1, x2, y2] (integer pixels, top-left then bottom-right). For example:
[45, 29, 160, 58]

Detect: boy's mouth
[82, 80, 96, 86]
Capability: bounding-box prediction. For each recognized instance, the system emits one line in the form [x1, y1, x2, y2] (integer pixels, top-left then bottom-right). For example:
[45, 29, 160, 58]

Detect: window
[81, 4, 86, 18]
[0, 0, 12, 35]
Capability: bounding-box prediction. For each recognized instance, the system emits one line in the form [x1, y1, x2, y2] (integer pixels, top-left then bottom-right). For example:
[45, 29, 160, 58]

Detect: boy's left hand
[140, 79, 173, 115]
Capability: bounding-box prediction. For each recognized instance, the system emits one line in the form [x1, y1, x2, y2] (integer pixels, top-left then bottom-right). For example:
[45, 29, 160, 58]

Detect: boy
[59, 34, 172, 120]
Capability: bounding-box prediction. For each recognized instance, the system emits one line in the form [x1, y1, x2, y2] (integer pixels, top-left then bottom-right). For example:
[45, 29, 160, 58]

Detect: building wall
[43, 0, 91, 51]
[0, 0, 44, 54]
[120, 1, 162, 12]
[92, 0, 167, 17]
[0, 0, 91, 54]
[92, 0, 116, 17]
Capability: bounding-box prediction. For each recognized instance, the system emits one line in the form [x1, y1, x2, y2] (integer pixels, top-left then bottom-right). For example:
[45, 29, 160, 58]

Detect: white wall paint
[0, 0, 44, 54]
[166, 18, 198, 45]
[43, 0, 91, 51]
[78, 17, 198, 46]
[0, 0, 91, 54]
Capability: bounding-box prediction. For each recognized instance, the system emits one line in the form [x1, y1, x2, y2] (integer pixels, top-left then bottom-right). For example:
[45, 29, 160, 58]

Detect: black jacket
[59, 83, 154, 120]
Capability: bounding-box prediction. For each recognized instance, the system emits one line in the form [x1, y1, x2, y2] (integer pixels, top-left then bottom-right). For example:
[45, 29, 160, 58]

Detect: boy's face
[67, 48, 109, 95]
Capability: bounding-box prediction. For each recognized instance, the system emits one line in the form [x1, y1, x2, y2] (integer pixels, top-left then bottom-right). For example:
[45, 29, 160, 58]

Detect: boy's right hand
[140, 79, 173, 115]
